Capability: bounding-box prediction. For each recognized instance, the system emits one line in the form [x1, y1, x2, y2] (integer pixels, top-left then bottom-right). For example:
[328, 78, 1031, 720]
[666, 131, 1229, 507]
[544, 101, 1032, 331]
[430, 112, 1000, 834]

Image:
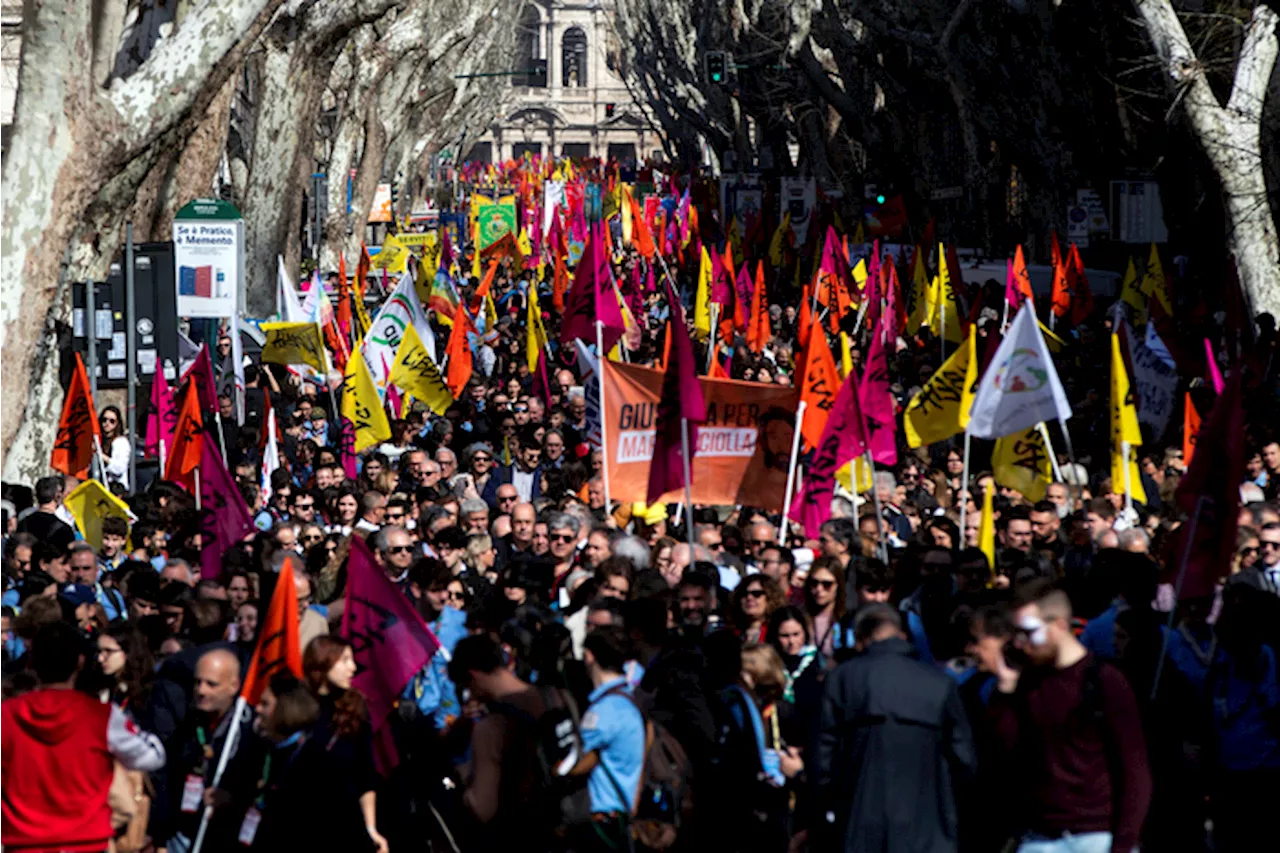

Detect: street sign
[172, 198, 243, 318]
[931, 186, 963, 201]
[1067, 205, 1090, 247]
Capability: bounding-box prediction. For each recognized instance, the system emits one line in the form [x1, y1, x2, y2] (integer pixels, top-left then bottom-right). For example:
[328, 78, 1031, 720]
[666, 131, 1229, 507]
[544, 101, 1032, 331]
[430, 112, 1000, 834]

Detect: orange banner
[603, 361, 799, 509]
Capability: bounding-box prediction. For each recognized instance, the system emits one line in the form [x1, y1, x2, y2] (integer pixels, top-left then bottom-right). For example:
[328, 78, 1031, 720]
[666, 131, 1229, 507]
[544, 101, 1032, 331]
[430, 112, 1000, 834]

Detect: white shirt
[512, 467, 535, 502]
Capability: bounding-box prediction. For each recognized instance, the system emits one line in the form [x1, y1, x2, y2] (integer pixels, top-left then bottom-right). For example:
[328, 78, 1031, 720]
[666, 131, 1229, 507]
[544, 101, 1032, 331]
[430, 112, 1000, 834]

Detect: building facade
[471, 0, 658, 165]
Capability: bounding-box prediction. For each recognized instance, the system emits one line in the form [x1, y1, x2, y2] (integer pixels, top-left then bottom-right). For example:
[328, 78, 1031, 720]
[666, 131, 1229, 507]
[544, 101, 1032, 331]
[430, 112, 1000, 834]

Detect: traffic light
[876, 194, 886, 205]
[706, 52, 728, 84]
[605, 103, 615, 118]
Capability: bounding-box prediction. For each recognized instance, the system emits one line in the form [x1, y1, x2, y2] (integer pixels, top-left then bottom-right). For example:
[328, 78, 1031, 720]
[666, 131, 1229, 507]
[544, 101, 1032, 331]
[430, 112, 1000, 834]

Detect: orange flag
[1183, 392, 1201, 466]
[355, 243, 371, 297]
[240, 554, 303, 705]
[50, 353, 101, 479]
[473, 259, 499, 312]
[660, 319, 672, 370]
[553, 250, 569, 314]
[799, 328, 841, 451]
[798, 282, 814, 350]
[708, 341, 729, 378]
[445, 307, 474, 397]
[1049, 231, 1071, 319]
[1011, 244, 1035, 303]
[164, 384, 204, 486]
[629, 193, 656, 259]
[746, 262, 771, 354]
[336, 253, 353, 340]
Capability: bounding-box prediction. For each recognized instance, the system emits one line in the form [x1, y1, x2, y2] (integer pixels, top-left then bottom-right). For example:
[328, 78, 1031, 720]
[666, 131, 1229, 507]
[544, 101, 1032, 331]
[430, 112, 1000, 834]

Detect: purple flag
[735, 263, 753, 313]
[860, 321, 898, 465]
[439, 229, 453, 270]
[647, 278, 708, 503]
[198, 432, 253, 581]
[561, 222, 624, 350]
[181, 344, 218, 412]
[341, 537, 441, 773]
[710, 246, 733, 306]
[144, 369, 176, 458]
[789, 370, 870, 537]
[1203, 338, 1225, 394]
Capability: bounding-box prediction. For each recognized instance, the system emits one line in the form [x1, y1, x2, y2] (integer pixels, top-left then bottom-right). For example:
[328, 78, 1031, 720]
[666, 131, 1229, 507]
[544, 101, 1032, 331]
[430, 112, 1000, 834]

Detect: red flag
[561, 222, 624, 349]
[789, 369, 870, 538]
[51, 353, 101, 479]
[745, 262, 771, 354]
[240, 553, 303, 705]
[165, 383, 204, 486]
[860, 323, 898, 465]
[552, 249, 570, 315]
[198, 431, 254, 581]
[341, 537, 441, 774]
[798, 327, 841, 451]
[1050, 231, 1071, 319]
[647, 277, 708, 503]
[472, 259, 499, 313]
[1067, 243, 1093, 325]
[1172, 373, 1244, 599]
[337, 254, 353, 340]
[445, 306, 473, 398]
[144, 367, 176, 458]
[181, 344, 218, 412]
[356, 243, 371, 300]
[1182, 392, 1201, 466]
[798, 282, 814, 351]
[629, 192, 656, 259]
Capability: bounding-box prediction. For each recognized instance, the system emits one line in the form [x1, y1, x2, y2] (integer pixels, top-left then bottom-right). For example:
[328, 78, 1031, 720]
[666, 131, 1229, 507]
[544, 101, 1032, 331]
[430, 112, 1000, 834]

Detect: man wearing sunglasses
[988, 579, 1150, 853]
[375, 526, 417, 585]
[1232, 521, 1280, 594]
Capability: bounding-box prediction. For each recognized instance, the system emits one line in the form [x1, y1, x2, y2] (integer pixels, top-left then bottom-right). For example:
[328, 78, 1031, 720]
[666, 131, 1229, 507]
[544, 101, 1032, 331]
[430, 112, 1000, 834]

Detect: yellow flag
[527, 284, 548, 373]
[978, 486, 996, 572]
[852, 220, 866, 244]
[903, 326, 978, 448]
[1110, 333, 1147, 503]
[517, 229, 533, 259]
[694, 245, 712, 341]
[930, 243, 965, 344]
[839, 332, 854, 378]
[65, 479, 133, 551]
[483, 293, 498, 331]
[621, 185, 634, 246]
[260, 322, 328, 372]
[907, 252, 935, 332]
[1119, 256, 1145, 320]
[992, 425, 1053, 502]
[1140, 243, 1171, 314]
[768, 213, 791, 267]
[388, 324, 452, 416]
[852, 258, 868, 293]
[341, 346, 391, 452]
[370, 235, 408, 273]
[836, 457, 874, 495]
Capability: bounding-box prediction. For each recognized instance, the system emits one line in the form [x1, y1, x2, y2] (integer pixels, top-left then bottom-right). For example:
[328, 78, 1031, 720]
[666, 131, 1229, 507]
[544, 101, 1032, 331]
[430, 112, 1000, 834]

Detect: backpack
[602, 686, 695, 852]
[490, 685, 594, 830]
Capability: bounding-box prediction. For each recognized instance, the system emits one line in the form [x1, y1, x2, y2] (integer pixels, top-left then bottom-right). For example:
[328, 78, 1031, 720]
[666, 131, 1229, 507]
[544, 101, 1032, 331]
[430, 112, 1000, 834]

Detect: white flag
[260, 406, 280, 502]
[968, 302, 1072, 439]
[277, 256, 306, 322]
[575, 339, 602, 449]
[1128, 319, 1178, 437]
[228, 312, 247, 425]
[362, 272, 438, 390]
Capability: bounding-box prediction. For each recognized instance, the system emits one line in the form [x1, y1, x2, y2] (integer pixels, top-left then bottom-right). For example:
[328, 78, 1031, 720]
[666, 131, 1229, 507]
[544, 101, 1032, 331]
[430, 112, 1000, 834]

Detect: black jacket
[812, 637, 977, 853]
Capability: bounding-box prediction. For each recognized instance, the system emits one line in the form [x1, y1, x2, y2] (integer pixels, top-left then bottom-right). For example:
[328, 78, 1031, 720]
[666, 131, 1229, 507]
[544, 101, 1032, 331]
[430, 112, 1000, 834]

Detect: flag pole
[864, 450, 888, 563]
[939, 295, 947, 365]
[705, 304, 720, 373]
[190, 696, 248, 853]
[1121, 440, 1134, 517]
[158, 439, 167, 480]
[193, 468, 202, 512]
[213, 410, 230, 468]
[1037, 422, 1064, 483]
[680, 417, 695, 550]
[595, 319, 613, 516]
[1151, 494, 1205, 701]
[778, 401, 807, 546]
[958, 427, 972, 542]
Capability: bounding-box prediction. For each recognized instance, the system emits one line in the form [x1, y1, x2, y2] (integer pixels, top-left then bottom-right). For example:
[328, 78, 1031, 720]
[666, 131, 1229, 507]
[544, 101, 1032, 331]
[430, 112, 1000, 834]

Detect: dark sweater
[986, 655, 1151, 853]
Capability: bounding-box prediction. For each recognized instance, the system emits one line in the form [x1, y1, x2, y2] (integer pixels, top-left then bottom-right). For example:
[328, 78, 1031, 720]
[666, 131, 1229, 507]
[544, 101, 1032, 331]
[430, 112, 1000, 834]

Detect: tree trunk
[1134, 0, 1280, 316]
[1, 0, 283, 474]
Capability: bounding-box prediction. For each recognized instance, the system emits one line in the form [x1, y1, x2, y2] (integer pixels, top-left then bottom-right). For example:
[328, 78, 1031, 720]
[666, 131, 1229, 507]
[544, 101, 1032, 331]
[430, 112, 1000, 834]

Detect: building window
[513, 6, 545, 87]
[562, 27, 587, 88]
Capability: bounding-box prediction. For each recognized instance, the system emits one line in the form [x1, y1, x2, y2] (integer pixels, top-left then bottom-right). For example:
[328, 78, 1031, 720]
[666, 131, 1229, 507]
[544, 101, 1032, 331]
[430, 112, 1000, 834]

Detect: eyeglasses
[807, 578, 836, 590]
[1261, 541, 1280, 551]
[302, 534, 323, 544]
[447, 591, 467, 602]
[743, 588, 767, 598]
[385, 545, 415, 555]
[550, 533, 576, 543]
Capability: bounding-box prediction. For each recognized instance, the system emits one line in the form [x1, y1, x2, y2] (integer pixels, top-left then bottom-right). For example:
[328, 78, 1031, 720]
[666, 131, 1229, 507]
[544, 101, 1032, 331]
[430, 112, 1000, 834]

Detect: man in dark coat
[812, 604, 977, 853]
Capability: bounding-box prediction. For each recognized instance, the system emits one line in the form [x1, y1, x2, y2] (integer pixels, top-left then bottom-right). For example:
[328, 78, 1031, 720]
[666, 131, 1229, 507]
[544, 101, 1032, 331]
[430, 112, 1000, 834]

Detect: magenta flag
[881, 263, 902, 347]
[144, 369, 176, 458]
[561, 222, 624, 350]
[341, 536, 441, 773]
[181, 344, 218, 412]
[337, 417, 360, 482]
[735, 263, 753, 312]
[198, 432, 253, 581]
[860, 322, 898, 465]
[1003, 258, 1023, 310]
[790, 370, 870, 537]
[647, 278, 707, 503]
[1203, 338, 1225, 394]
[439, 229, 453, 270]
[710, 246, 733, 306]
[644, 262, 656, 295]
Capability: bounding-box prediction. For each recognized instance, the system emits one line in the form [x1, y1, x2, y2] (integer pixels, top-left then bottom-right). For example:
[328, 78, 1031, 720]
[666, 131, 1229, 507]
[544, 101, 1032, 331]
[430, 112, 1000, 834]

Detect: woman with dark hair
[244, 674, 324, 850]
[98, 405, 132, 491]
[302, 635, 387, 853]
[327, 489, 359, 537]
[767, 606, 822, 746]
[801, 556, 847, 664]
[88, 623, 156, 717]
[732, 575, 786, 643]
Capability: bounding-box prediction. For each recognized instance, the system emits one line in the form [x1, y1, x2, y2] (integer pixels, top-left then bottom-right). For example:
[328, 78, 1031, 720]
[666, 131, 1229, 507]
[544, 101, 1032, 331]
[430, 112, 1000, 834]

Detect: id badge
[180, 774, 204, 813]
[238, 807, 262, 845]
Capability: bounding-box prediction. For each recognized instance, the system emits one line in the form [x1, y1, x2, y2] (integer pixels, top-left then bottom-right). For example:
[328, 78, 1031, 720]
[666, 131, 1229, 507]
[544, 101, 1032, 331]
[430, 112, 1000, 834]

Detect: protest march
[2, 152, 1279, 853]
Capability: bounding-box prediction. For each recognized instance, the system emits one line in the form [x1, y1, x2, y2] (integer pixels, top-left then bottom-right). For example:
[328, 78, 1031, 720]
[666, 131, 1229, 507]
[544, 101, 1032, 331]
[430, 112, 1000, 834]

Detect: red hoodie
[2, 688, 166, 853]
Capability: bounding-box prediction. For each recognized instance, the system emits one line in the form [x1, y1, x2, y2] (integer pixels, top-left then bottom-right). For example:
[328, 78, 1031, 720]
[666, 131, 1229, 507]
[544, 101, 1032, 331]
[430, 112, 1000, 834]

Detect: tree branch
[1226, 4, 1279, 121]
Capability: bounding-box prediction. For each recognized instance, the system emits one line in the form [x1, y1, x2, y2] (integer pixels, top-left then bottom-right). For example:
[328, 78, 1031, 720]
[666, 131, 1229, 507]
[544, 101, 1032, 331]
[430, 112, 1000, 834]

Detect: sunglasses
[807, 579, 836, 590]
[550, 533, 576, 543]
[294, 502, 314, 510]
[1262, 541, 1280, 551]
[446, 590, 467, 602]
[748, 539, 772, 547]
[513, 405, 529, 413]
[1240, 546, 1260, 556]
[473, 455, 492, 462]
[743, 588, 767, 598]
[302, 534, 323, 543]
[386, 545, 415, 555]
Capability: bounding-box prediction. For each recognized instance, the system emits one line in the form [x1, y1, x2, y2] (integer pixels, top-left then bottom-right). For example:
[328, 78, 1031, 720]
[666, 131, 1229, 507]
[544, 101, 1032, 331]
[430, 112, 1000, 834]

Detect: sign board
[780, 177, 816, 246]
[931, 186, 963, 201]
[1076, 189, 1109, 233]
[172, 199, 243, 318]
[1067, 205, 1090, 247]
[370, 183, 393, 223]
[1110, 181, 1168, 244]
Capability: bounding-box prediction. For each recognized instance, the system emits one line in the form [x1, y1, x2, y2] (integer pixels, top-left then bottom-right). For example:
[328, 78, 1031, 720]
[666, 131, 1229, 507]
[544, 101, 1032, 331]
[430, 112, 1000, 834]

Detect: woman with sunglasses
[802, 557, 847, 664]
[732, 575, 786, 644]
[98, 405, 132, 491]
[1234, 526, 1260, 576]
[463, 442, 496, 501]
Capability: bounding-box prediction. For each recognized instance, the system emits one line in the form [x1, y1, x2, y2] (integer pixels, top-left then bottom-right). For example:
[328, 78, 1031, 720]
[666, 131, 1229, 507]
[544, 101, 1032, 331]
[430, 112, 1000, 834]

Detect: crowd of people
[4, 188, 1280, 853]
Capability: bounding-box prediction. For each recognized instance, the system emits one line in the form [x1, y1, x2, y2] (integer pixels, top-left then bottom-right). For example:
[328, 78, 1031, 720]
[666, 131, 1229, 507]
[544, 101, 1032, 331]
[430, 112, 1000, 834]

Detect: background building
[469, 0, 658, 165]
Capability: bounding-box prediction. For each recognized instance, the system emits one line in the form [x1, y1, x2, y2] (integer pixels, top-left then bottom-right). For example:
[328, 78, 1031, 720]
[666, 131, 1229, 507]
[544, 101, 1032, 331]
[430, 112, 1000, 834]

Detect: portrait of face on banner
[602, 361, 800, 509]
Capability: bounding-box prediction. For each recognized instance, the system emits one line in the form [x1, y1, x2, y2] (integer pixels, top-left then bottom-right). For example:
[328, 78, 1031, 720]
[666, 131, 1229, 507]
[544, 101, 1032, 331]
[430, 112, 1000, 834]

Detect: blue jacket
[402, 607, 468, 729]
